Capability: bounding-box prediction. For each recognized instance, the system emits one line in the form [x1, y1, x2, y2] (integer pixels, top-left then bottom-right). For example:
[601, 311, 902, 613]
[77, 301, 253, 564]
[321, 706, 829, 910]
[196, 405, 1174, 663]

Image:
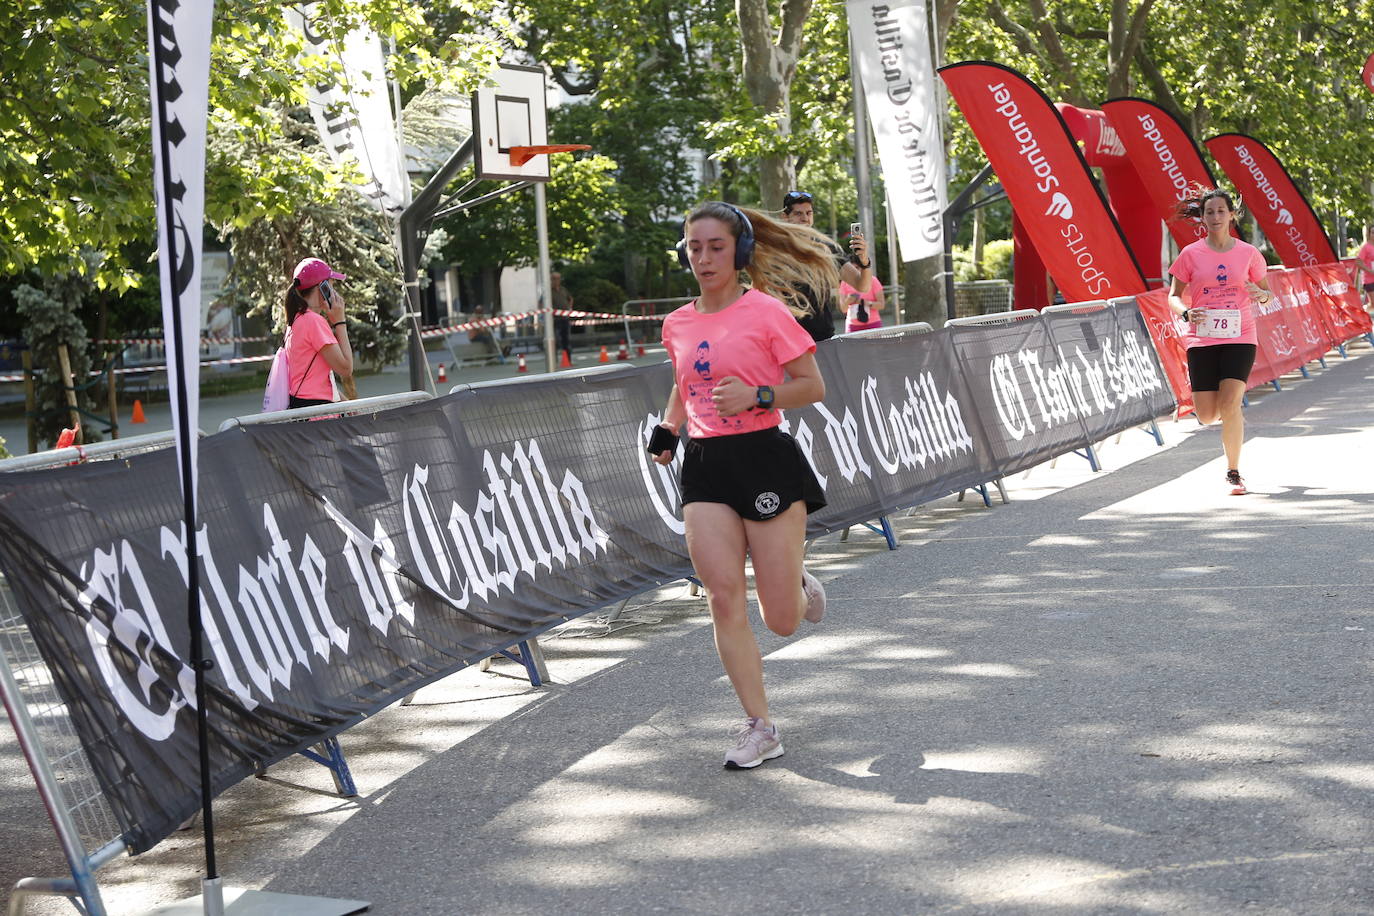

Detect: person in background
[467, 304, 505, 362]
[1167, 187, 1273, 496]
[649, 201, 837, 770]
[551, 271, 574, 360]
[283, 257, 352, 408]
[1356, 226, 1374, 312]
[841, 272, 885, 333]
[780, 190, 873, 341]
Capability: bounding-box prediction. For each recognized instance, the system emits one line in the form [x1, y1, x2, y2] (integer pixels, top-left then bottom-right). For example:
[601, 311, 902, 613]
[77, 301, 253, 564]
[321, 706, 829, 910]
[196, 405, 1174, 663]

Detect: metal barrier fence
[953, 280, 1013, 318]
[1, 432, 191, 916]
[1, 311, 1168, 911]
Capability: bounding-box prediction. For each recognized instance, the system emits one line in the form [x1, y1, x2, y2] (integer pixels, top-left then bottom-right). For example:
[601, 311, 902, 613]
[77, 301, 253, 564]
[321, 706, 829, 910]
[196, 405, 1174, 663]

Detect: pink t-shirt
[1358, 242, 1374, 278]
[287, 310, 337, 401]
[841, 275, 883, 330]
[1168, 238, 1266, 349]
[661, 289, 816, 439]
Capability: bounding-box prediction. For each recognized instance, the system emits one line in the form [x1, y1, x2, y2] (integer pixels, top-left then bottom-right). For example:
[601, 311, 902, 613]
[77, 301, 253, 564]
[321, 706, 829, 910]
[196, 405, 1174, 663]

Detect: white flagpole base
[202, 877, 224, 916]
[142, 887, 369, 915]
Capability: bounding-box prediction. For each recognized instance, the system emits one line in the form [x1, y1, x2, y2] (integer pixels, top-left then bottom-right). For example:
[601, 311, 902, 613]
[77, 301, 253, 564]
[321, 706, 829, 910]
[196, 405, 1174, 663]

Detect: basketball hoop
[508, 144, 591, 166]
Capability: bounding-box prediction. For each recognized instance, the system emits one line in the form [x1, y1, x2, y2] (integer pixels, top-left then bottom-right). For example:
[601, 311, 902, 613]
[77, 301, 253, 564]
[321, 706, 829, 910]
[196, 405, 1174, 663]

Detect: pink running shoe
[724, 717, 784, 769]
[1226, 469, 1247, 496]
[802, 570, 827, 624]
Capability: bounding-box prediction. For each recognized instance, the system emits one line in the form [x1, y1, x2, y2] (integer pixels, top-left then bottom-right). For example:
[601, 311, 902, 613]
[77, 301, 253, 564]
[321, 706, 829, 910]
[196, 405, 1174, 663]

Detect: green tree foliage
[435, 153, 623, 301]
[14, 257, 100, 448]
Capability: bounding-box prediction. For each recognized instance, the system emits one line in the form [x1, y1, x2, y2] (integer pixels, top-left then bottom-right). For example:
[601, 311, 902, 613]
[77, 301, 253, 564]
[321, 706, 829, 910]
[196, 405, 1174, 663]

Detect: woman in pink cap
[283, 257, 353, 407]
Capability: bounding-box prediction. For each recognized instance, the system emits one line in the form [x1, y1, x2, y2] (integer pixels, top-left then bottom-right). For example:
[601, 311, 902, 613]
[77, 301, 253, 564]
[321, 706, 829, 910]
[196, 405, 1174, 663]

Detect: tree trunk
[903, 254, 948, 328]
[736, 0, 812, 207]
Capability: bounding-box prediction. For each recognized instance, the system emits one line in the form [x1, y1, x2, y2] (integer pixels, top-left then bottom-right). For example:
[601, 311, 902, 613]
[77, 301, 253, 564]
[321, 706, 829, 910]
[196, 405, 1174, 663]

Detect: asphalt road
[1, 343, 1371, 915]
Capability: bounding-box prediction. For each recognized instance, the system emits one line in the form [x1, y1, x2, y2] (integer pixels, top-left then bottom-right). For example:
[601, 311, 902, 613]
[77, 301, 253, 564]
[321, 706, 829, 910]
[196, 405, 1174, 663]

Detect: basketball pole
[535, 182, 556, 373]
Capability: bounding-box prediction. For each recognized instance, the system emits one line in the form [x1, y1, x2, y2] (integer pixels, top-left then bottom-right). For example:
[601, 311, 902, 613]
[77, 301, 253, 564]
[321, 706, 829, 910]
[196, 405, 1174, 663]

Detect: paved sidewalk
[2, 345, 1372, 914]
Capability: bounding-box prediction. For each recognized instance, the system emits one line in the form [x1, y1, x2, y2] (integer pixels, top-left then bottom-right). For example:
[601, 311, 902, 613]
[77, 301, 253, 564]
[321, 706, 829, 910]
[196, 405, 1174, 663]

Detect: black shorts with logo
[680, 427, 826, 522]
[1186, 343, 1257, 392]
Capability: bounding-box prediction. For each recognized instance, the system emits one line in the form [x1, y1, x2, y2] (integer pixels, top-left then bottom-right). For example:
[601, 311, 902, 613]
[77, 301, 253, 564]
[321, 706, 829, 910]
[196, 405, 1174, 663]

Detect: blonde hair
[685, 202, 840, 318]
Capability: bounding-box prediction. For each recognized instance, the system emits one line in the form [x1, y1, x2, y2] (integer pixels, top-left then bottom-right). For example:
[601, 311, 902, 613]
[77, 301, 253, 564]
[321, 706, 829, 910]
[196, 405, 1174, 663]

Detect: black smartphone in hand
[647, 425, 679, 456]
[319, 279, 335, 304]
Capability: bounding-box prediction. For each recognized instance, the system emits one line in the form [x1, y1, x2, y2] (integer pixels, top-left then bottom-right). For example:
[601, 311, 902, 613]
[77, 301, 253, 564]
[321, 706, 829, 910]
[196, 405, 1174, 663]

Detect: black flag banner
[0, 303, 1173, 854]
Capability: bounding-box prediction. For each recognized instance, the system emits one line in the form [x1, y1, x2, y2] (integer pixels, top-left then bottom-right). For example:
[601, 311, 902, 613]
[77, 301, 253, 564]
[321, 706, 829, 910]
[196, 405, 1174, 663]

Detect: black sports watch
[755, 385, 775, 410]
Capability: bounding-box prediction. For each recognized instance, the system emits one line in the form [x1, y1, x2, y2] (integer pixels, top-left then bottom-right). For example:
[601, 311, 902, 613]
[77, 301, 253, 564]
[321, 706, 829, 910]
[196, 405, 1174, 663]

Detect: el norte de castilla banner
[847, 0, 947, 262]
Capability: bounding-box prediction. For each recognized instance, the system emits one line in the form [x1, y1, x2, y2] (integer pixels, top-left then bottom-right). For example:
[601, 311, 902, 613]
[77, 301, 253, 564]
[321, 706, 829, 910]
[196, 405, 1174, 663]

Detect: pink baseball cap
[292, 257, 346, 289]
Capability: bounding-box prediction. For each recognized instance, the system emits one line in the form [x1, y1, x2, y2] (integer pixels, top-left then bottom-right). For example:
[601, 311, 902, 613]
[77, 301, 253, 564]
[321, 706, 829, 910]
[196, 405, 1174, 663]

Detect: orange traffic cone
[559, 349, 572, 368]
[437, 362, 447, 383]
[131, 399, 146, 424]
[517, 352, 528, 373]
[617, 339, 629, 361]
[598, 345, 609, 363]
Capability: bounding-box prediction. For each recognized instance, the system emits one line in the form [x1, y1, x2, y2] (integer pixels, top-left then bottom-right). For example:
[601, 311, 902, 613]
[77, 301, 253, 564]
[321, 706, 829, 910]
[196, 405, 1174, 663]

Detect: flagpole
[146, 5, 220, 913]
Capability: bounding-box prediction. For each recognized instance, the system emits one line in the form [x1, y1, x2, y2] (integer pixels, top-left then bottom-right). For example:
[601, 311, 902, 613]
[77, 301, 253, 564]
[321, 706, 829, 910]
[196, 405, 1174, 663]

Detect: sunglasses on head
[783, 191, 813, 208]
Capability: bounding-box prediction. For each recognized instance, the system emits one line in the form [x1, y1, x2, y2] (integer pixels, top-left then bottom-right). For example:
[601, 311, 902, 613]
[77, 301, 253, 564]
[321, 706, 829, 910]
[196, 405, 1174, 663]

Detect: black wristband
[857, 260, 871, 269]
[331, 321, 346, 329]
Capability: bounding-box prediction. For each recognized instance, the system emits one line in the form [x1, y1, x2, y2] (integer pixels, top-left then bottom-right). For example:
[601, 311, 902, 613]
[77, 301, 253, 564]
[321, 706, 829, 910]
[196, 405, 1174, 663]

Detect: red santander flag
[1102, 97, 1220, 248]
[940, 62, 1147, 300]
[1363, 52, 1374, 94]
[1205, 134, 1336, 268]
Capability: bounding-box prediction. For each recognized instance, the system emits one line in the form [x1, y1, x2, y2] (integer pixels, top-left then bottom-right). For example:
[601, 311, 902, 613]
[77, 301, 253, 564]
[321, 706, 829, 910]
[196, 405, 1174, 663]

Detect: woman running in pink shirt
[1167, 188, 1274, 495]
[649, 201, 838, 769]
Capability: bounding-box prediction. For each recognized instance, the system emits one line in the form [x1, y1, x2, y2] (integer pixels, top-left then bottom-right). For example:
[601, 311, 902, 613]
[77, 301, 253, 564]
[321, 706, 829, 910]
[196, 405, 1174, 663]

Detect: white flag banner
[847, 0, 947, 262]
[146, 0, 214, 507]
[290, 5, 408, 215]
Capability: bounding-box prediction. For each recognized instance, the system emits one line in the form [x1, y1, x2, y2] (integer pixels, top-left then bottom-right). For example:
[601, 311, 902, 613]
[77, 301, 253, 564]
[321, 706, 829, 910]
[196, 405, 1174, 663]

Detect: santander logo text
[986, 80, 1112, 296]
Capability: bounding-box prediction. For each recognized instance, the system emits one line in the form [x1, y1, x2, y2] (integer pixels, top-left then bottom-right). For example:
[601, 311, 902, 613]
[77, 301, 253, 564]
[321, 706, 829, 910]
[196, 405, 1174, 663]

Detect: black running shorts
[680, 427, 826, 521]
[1363, 281, 1374, 293]
[1186, 343, 1257, 392]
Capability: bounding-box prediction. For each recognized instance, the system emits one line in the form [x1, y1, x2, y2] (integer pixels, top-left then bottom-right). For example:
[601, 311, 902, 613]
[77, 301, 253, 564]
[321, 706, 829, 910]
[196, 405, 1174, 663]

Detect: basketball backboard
[472, 63, 550, 182]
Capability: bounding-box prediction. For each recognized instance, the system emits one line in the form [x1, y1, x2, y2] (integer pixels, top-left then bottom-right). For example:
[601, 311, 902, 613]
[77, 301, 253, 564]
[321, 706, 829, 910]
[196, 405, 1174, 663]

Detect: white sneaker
[724, 717, 784, 769]
[802, 570, 826, 624]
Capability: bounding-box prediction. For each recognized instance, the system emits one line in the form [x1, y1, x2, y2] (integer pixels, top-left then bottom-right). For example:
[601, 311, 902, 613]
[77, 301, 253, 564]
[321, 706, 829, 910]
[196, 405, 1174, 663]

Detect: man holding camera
[780, 190, 874, 341]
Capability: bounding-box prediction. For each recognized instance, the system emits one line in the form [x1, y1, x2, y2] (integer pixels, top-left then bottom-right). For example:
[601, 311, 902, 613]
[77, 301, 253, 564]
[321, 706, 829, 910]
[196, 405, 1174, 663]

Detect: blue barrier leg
[1338, 343, 1348, 358]
[1270, 379, 1282, 392]
[852, 516, 899, 549]
[1300, 365, 1311, 379]
[1241, 393, 1249, 407]
[496, 639, 548, 687]
[1318, 356, 1328, 368]
[1072, 445, 1101, 472]
[976, 482, 992, 508]
[1143, 419, 1164, 446]
[298, 736, 358, 797]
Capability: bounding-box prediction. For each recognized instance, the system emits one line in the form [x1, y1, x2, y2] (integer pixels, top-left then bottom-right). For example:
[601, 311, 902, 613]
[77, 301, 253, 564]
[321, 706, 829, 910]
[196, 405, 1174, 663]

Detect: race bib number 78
[1195, 308, 1241, 339]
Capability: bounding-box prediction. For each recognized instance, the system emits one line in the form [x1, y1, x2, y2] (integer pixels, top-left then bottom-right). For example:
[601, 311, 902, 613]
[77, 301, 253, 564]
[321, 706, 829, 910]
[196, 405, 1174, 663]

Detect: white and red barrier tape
[417, 308, 666, 339]
[0, 353, 275, 384]
[1, 309, 669, 382]
[95, 335, 273, 346]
